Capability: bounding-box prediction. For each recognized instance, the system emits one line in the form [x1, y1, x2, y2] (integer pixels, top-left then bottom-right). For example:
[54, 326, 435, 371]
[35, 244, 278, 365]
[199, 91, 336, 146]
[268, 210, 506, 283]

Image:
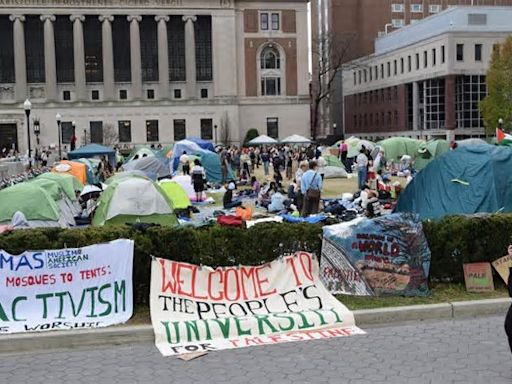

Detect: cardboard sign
[463, 262, 494, 292]
[150, 253, 365, 356]
[492, 255, 512, 284]
[0, 240, 134, 334]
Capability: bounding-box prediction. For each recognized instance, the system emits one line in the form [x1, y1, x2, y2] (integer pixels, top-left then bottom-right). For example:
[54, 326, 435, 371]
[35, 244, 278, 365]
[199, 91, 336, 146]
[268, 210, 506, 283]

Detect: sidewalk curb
[0, 298, 510, 354]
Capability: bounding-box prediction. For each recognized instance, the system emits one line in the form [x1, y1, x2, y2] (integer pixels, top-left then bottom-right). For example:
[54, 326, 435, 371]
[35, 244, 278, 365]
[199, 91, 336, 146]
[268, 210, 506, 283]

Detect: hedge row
[1, 215, 511, 304]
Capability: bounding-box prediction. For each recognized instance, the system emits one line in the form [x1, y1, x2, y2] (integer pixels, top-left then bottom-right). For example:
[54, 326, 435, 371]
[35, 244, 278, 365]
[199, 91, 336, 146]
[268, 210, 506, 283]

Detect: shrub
[243, 128, 259, 147]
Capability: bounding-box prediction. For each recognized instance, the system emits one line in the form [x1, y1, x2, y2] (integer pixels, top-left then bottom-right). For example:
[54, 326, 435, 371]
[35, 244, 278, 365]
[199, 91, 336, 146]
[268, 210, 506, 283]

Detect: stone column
[155, 15, 169, 99]
[445, 75, 456, 132]
[182, 15, 197, 99]
[99, 15, 114, 100]
[127, 15, 142, 99]
[40, 15, 57, 101]
[9, 15, 27, 101]
[412, 81, 419, 131]
[70, 15, 86, 101]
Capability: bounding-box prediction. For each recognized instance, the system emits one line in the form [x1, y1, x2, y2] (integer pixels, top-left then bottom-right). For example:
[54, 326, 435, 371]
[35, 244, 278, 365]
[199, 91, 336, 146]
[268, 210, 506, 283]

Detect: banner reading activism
[321, 213, 431, 296]
[0, 239, 134, 334]
[150, 253, 364, 356]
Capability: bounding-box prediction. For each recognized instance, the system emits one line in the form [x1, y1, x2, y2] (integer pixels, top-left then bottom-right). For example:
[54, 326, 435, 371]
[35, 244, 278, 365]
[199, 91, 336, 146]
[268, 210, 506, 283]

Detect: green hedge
[1, 214, 511, 305]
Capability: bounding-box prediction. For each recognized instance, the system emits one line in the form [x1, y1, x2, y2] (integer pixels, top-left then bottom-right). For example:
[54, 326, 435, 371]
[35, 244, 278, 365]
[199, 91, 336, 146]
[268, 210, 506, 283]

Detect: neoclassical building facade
[0, 0, 309, 152]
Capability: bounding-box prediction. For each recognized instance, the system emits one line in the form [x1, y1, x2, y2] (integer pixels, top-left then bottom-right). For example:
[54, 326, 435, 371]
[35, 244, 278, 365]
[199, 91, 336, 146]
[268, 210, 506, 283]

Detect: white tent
[248, 135, 278, 145]
[281, 134, 311, 144]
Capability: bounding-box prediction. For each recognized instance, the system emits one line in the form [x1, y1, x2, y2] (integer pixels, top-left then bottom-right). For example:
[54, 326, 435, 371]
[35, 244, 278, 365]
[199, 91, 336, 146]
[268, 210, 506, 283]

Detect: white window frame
[391, 3, 404, 13]
[260, 12, 269, 31]
[429, 4, 441, 14]
[410, 4, 423, 13]
[258, 44, 285, 97]
[391, 19, 404, 28]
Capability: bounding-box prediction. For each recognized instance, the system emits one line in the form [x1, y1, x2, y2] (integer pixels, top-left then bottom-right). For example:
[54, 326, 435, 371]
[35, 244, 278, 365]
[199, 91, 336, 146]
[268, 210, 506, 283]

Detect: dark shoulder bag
[306, 172, 321, 199]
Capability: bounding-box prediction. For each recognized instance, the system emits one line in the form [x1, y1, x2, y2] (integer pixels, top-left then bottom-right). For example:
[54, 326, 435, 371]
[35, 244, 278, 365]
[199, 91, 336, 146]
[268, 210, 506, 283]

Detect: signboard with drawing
[463, 262, 494, 292]
[320, 213, 431, 297]
[0, 239, 134, 334]
[150, 253, 365, 356]
[492, 255, 512, 284]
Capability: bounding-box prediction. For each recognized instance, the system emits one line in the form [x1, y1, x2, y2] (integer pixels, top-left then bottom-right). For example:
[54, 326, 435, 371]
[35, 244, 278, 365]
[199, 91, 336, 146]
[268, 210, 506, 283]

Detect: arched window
[260, 46, 282, 96]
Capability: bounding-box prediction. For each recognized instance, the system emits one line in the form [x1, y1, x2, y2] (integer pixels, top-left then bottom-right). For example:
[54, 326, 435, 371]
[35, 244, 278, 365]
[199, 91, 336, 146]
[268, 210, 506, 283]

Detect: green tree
[243, 128, 259, 146]
[480, 36, 512, 135]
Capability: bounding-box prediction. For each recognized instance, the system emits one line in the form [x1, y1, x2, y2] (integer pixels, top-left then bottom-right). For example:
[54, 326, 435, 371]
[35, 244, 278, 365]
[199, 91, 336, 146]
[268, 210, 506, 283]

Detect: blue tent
[197, 151, 235, 184]
[68, 144, 116, 167]
[187, 137, 215, 152]
[395, 145, 512, 220]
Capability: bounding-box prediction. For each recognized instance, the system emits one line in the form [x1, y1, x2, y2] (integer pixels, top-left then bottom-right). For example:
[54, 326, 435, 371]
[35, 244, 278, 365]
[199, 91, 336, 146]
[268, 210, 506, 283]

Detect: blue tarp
[395, 144, 511, 220]
[187, 137, 215, 152]
[280, 214, 327, 224]
[68, 144, 116, 167]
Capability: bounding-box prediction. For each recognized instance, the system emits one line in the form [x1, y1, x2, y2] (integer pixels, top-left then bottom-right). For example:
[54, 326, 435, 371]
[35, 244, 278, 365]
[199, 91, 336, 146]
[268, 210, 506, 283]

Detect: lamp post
[56, 113, 62, 160]
[83, 129, 87, 145]
[498, 118, 504, 130]
[214, 124, 218, 145]
[23, 99, 32, 168]
[333, 123, 337, 135]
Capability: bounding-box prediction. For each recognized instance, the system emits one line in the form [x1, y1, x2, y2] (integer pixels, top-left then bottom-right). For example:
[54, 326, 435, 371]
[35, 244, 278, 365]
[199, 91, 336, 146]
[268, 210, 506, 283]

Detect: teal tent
[196, 151, 235, 183]
[395, 145, 510, 220]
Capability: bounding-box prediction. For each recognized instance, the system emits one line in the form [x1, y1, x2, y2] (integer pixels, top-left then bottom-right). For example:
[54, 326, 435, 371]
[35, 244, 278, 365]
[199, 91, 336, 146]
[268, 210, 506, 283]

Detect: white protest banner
[0, 239, 134, 334]
[150, 252, 364, 356]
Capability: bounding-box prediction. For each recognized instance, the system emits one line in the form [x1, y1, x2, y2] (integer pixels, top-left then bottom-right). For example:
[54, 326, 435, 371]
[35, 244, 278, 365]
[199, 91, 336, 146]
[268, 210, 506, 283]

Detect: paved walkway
[0, 315, 510, 384]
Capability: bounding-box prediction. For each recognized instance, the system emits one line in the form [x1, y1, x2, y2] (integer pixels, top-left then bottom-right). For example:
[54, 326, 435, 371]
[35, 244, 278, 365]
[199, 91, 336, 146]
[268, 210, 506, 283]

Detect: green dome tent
[92, 174, 178, 226]
[415, 140, 449, 170]
[377, 137, 423, 162]
[38, 172, 83, 201]
[0, 183, 60, 223]
[395, 144, 508, 220]
[158, 180, 192, 210]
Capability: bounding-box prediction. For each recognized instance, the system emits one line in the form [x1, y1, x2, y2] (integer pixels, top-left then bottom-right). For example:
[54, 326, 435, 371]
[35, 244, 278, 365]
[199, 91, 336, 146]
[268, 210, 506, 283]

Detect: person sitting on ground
[288, 179, 298, 202]
[251, 176, 261, 196]
[223, 181, 242, 209]
[268, 190, 286, 213]
[191, 159, 206, 202]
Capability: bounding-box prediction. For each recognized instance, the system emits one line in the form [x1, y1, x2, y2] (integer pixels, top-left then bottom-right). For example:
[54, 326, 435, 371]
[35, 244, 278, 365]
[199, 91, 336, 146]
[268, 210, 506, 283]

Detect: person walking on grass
[356, 148, 368, 190]
[300, 160, 322, 217]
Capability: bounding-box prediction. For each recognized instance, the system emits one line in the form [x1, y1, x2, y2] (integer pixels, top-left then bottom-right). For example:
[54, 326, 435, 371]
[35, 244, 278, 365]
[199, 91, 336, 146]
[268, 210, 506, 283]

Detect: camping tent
[52, 160, 88, 185]
[281, 135, 311, 144]
[68, 144, 116, 166]
[344, 137, 375, 158]
[171, 140, 207, 172]
[158, 180, 192, 209]
[74, 158, 99, 184]
[0, 183, 64, 227]
[415, 140, 449, 170]
[395, 145, 512, 220]
[377, 137, 423, 162]
[197, 151, 235, 184]
[187, 137, 215, 152]
[122, 156, 170, 180]
[92, 175, 177, 226]
[38, 172, 83, 200]
[170, 175, 206, 201]
[457, 138, 488, 147]
[248, 135, 278, 145]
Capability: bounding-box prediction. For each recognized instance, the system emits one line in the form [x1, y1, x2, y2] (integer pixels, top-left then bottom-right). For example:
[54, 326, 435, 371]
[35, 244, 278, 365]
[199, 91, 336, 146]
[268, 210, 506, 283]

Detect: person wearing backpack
[300, 160, 322, 217]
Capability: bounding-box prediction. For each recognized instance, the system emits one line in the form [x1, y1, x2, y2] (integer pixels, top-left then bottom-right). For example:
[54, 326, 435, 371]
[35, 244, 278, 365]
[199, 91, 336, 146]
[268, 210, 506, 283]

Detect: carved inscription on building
[0, 0, 184, 7]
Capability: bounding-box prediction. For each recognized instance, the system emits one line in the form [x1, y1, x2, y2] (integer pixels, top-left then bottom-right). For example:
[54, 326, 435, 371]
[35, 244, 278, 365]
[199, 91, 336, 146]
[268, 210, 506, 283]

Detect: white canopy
[248, 134, 278, 145]
[281, 134, 312, 144]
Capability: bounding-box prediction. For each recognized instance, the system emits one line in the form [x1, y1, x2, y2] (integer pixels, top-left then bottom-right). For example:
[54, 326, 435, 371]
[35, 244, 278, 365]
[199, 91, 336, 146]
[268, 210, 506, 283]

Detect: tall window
[195, 16, 212, 81]
[173, 119, 186, 141]
[400, 58, 404, 73]
[90, 121, 103, 144]
[260, 46, 281, 96]
[140, 16, 158, 82]
[200, 119, 213, 140]
[146, 120, 159, 142]
[55, 16, 74, 83]
[84, 17, 103, 83]
[415, 53, 419, 69]
[271, 13, 280, 30]
[456, 44, 464, 61]
[61, 122, 73, 144]
[0, 16, 14, 83]
[475, 44, 482, 61]
[432, 48, 436, 66]
[408, 55, 411, 72]
[441, 45, 446, 63]
[260, 13, 268, 30]
[113, 17, 131, 82]
[456, 75, 487, 129]
[267, 118, 279, 139]
[424, 79, 445, 130]
[118, 120, 132, 142]
[423, 51, 427, 68]
[25, 16, 45, 83]
[168, 16, 185, 81]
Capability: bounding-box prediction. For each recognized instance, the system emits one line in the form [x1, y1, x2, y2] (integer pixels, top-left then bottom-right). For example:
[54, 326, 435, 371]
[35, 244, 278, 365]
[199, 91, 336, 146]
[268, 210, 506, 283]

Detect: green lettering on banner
[36, 293, 54, 319]
[184, 320, 200, 342]
[328, 308, 344, 324]
[87, 286, 99, 318]
[68, 290, 87, 317]
[233, 316, 251, 336]
[273, 313, 295, 331]
[311, 310, 328, 326]
[255, 314, 278, 335]
[0, 301, 9, 321]
[296, 312, 315, 330]
[201, 319, 212, 341]
[114, 280, 126, 313]
[12, 296, 27, 321]
[54, 291, 67, 319]
[161, 321, 180, 344]
[98, 283, 112, 317]
[211, 318, 231, 338]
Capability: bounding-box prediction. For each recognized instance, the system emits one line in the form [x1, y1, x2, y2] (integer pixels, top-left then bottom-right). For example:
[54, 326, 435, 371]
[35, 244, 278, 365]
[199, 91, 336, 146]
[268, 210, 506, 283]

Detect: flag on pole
[496, 128, 512, 145]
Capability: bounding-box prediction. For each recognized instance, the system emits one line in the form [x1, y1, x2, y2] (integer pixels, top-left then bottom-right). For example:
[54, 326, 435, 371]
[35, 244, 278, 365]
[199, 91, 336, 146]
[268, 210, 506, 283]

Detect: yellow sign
[492, 255, 512, 284]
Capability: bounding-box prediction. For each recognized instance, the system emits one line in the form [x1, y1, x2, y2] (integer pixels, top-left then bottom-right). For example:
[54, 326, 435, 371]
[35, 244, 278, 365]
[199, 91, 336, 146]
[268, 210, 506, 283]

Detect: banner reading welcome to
[150, 253, 364, 356]
[0, 239, 134, 334]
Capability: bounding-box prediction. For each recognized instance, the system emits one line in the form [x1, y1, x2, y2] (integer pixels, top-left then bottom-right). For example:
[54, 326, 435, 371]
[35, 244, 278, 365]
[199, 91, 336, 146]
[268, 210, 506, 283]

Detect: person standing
[191, 159, 206, 202]
[356, 148, 369, 190]
[300, 160, 323, 217]
[339, 140, 348, 167]
[180, 151, 190, 175]
[261, 150, 270, 177]
[295, 160, 309, 212]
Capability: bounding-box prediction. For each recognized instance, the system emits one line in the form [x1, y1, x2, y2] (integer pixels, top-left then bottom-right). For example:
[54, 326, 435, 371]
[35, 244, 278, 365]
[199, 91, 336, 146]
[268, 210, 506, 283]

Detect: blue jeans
[263, 161, 270, 176]
[358, 167, 367, 190]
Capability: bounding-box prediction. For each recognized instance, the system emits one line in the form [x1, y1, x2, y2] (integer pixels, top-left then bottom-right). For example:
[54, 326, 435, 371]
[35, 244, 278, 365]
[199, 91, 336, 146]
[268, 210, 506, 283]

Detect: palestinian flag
[496, 128, 512, 146]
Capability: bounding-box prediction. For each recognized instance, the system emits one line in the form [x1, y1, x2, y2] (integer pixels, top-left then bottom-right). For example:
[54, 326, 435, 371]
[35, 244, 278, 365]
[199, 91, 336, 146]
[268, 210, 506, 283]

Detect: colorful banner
[0, 239, 134, 334]
[150, 253, 364, 356]
[321, 213, 431, 296]
[463, 263, 494, 292]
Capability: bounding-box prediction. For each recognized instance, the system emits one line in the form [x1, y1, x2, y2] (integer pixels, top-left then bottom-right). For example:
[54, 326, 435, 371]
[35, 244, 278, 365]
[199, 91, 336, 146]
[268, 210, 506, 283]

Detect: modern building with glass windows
[0, 0, 309, 152]
[343, 6, 512, 140]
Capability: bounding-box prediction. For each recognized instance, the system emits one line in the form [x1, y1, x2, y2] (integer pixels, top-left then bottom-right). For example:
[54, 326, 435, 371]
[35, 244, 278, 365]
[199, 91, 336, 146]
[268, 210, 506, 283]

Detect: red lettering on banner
[190, 265, 207, 300]
[224, 268, 241, 301]
[208, 270, 223, 301]
[286, 257, 302, 286]
[176, 263, 194, 297]
[160, 259, 178, 294]
[240, 267, 258, 300]
[255, 265, 277, 298]
[298, 252, 314, 282]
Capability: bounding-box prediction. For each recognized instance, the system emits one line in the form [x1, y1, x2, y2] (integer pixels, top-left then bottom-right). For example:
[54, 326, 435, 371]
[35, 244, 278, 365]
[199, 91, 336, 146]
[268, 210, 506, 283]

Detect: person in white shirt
[180, 151, 190, 175]
[191, 159, 206, 202]
[356, 149, 369, 190]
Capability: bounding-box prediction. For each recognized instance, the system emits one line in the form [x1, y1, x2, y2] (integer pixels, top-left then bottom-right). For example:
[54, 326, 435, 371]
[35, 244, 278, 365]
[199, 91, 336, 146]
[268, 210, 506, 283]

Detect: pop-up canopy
[68, 144, 116, 166]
